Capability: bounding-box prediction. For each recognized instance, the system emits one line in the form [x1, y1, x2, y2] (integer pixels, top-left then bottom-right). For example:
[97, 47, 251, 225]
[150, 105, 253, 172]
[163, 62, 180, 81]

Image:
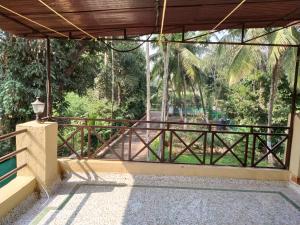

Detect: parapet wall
[59, 159, 290, 181]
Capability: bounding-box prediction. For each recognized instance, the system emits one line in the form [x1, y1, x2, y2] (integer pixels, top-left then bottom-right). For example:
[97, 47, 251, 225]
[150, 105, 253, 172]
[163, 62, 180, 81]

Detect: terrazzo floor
[2, 173, 300, 225]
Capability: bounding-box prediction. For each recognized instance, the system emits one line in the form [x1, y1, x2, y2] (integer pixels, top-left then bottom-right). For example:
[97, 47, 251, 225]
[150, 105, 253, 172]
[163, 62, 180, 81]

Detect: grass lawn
[149, 143, 271, 167]
[175, 153, 243, 165]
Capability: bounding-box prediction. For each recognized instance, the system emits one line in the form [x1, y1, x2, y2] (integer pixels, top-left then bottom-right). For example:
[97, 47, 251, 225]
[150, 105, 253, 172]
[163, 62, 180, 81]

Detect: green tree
[95, 42, 146, 119]
[0, 33, 102, 155]
[217, 27, 299, 164]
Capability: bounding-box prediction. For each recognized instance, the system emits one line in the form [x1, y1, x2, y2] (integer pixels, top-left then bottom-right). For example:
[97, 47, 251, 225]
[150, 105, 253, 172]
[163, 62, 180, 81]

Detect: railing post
[87, 127, 92, 158]
[203, 132, 207, 165]
[251, 133, 256, 167]
[210, 132, 214, 165]
[168, 130, 173, 162]
[121, 128, 125, 160]
[244, 134, 249, 167]
[80, 127, 84, 157]
[128, 129, 132, 160]
[161, 130, 165, 162]
[16, 121, 60, 192]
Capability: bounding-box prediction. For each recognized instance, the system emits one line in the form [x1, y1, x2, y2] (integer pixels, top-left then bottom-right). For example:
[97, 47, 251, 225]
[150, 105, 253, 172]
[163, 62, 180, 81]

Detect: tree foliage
[0, 37, 147, 155]
[0, 33, 103, 133]
[96, 42, 146, 119]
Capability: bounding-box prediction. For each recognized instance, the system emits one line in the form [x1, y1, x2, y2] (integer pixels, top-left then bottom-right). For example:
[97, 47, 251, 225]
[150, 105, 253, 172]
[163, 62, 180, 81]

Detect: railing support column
[16, 121, 60, 192]
[286, 46, 300, 168]
[289, 113, 300, 185]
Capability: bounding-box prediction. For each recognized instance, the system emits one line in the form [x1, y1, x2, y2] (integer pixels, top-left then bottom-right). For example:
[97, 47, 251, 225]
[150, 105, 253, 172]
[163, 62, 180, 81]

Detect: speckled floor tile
[2, 173, 300, 225]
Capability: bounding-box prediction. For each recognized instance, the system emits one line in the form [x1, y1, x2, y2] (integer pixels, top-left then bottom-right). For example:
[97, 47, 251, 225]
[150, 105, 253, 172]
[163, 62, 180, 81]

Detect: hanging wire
[211, 0, 246, 31]
[38, 0, 96, 40]
[0, 4, 68, 38]
[38, 0, 155, 52]
[184, 0, 246, 42]
[159, 0, 168, 42]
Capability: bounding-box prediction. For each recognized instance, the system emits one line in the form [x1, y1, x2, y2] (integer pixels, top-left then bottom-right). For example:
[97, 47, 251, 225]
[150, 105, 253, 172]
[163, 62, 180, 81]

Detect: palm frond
[268, 27, 298, 69]
[228, 46, 259, 85]
[179, 47, 202, 79]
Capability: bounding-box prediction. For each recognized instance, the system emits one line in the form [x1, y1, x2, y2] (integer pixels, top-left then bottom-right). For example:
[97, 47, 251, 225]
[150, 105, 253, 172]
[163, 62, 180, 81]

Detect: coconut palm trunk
[159, 43, 170, 159]
[267, 57, 282, 165]
[190, 83, 200, 110]
[146, 42, 151, 160]
[160, 43, 170, 122]
[197, 81, 209, 123]
[110, 44, 115, 139]
[183, 74, 187, 128]
[117, 83, 121, 106]
[111, 46, 115, 119]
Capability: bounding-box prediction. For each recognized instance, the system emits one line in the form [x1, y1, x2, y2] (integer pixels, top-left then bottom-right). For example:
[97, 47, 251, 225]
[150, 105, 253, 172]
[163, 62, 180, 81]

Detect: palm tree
[218, 27, 298, 164]
[151, 36, 208, 123]
[146, 42, 151, 159]
[150, 35, 208, 158]
[111, 44, 115, 119]
[146, 42, 151, 123]
[157, 42, 170, 158]
[176, 44, 209, 122]
[160, 42, 170, 123]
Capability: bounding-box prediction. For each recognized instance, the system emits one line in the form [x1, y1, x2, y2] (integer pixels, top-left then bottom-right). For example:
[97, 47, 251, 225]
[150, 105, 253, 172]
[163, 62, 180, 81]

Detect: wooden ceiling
[0, 0, 299, 39]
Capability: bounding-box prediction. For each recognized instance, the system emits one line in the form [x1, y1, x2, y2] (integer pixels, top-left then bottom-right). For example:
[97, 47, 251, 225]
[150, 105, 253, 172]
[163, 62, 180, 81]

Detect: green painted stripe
[57, 184, 80, 210]
[30, 207, 56, 225]
[278, 192, 300, 211]
[125, 184, 280, 193]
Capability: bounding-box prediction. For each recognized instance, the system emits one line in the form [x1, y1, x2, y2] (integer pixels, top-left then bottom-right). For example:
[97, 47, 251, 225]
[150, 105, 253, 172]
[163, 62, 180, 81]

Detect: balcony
[0, 0, 300, 224]
[1, 113, 300, 225]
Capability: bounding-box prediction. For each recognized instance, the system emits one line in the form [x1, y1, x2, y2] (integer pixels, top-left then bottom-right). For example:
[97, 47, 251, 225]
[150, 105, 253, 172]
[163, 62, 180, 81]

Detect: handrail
[0, 163, 27, 183]
[57, 124, 288, 136]
[51, 116, 290, 130]
[0, 147, 27, 163]
[0, 129, 27, 142]
[0, 129, 28, 184]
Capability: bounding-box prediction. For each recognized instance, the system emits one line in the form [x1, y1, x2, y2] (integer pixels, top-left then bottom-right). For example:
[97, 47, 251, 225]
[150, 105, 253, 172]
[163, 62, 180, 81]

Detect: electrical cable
[99, 34, 153, 53]
[39, 182, 50, 207]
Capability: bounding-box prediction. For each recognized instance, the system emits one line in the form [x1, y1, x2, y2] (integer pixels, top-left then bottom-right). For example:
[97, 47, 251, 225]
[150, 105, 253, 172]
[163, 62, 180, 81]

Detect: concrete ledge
[0, 176, 36, 218]
[58, 159, 290, 181]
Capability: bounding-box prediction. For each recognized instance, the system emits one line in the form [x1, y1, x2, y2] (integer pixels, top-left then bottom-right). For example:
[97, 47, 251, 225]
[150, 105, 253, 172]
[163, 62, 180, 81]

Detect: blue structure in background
[0, 158, 16, 187]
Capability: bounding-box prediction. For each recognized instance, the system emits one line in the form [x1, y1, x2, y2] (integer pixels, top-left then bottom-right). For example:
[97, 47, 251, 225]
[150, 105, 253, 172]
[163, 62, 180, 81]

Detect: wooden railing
[52, 117, 290, 169]
[0, 129, 27, 183]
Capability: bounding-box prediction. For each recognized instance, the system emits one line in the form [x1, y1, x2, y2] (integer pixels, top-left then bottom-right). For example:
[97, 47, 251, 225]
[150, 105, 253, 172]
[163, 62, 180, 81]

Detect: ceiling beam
[13, 0, 300, 16]
[20, 16, 300, 37]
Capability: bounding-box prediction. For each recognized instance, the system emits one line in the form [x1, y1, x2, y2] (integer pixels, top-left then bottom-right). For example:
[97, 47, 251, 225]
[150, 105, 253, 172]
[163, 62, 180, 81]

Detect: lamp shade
[31, 97, 45, 114]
